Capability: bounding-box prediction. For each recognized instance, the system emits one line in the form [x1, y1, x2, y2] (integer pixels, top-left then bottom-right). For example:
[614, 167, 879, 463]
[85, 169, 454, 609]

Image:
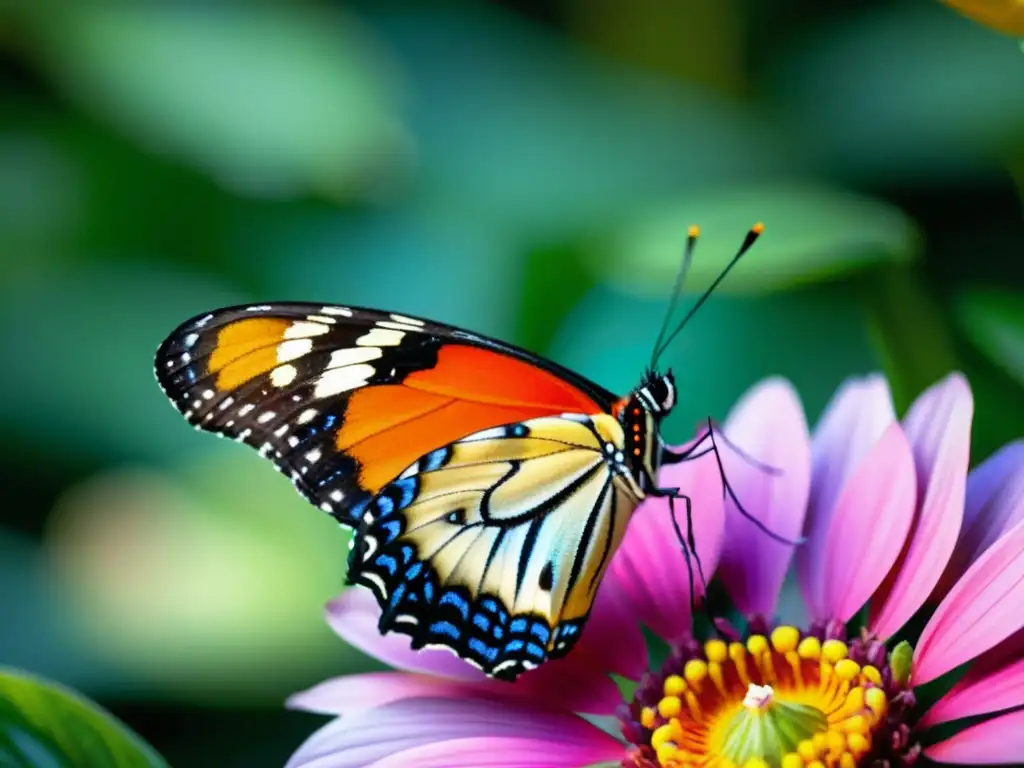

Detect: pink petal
[925, 708, 1024, 764]
[805, 422, 916, 623]
[606, 443, 725, 641]
[799, 375, 896, 613]
[919, 628, 1024, 727]
[370, 734, 624, 768]
[285, 696, 613, 768]
[939, 440, 1024, 593]
[286, 672, 492, 716]
[914, 517, 1024, 685]
[715, 378, 812, 618]
[869, 374, 973, 640]
[325, 589, 624, 715]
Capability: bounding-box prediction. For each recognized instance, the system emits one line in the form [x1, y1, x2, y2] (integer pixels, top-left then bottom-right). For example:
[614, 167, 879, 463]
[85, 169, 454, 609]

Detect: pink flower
[285, 373, 1024, 767]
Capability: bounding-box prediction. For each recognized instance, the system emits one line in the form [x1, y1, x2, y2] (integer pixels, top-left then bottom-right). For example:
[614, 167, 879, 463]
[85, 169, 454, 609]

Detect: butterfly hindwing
[347, 413, 643, 680]
[154, 303, 615, 526]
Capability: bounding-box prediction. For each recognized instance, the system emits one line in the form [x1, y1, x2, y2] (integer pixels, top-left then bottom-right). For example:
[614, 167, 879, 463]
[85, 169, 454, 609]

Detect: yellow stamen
[641, 626, 895, 768]
[665, 675, 687, 697]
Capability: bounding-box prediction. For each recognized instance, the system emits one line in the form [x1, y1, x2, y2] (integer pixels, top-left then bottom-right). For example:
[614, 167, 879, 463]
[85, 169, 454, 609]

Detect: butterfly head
[614, 369, 676, 493]
[635, 368, 676, 417]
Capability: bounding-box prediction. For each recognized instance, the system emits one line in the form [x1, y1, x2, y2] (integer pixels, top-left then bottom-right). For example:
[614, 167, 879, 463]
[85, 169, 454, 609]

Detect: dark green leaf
[768, 4, 1024, 182]
[860, 265, 961, 414]
[363, 3, 800, 240]
[0, 668, 167, 768]
[956, 288, 1024, 387]
[30, 4, 407, 198]
[586, 183, 919, 296]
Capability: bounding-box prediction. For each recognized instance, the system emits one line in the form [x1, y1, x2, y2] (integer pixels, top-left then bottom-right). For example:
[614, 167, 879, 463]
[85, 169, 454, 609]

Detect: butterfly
[154, 223, 784, 681]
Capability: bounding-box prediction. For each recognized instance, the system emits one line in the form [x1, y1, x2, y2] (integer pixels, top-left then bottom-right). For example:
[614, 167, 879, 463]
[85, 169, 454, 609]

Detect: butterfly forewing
[347, 413, 642, 680]
[154, 303, 615, 526]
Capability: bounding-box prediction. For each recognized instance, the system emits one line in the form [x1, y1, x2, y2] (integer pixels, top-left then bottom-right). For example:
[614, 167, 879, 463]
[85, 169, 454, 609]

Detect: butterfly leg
[665, 419, 802, 547]
[654, 487, 707, 613]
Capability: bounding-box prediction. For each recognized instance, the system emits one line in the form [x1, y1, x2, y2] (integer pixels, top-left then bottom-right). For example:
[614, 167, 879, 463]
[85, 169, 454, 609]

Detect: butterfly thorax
[616, 370, 676, 495]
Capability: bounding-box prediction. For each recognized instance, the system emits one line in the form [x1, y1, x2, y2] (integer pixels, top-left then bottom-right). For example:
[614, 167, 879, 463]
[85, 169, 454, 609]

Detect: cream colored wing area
[393, 414, 641, 630]
[348, 412, 645, 679]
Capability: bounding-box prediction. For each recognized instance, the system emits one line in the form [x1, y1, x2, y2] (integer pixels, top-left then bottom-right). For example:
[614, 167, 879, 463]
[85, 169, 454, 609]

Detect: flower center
[621, 626, 914, 768]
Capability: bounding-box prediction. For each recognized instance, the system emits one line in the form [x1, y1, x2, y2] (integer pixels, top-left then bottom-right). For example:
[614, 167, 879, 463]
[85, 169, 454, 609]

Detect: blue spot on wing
[439, 591, 469, 620]
[430, 621, 460, 640]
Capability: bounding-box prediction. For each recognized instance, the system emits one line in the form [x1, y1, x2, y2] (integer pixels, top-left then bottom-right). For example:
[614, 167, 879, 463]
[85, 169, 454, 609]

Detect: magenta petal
[925, 708, 1024, 764]
[941, 440, 1024, 591]
[606, 445, 725, 641]
[287, 672, 486, 716]
[715, 378, 811, 618]
[919, 630, 1024, 727]
[285, 696, 612, 768]
[914, 517, 1024, 685]
[806, 422, 916, 623]
[869, 374, 973, 640]
[572, 576, 648, 680]
[799, 375, 896, 613]
[370, 734, 624, 768]
[325, 589, 622, 714]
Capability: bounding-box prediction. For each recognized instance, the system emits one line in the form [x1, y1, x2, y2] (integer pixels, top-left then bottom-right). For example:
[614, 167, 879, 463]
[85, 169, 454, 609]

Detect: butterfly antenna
[650, 225, 701, 369]
[654, 222, 764, 361]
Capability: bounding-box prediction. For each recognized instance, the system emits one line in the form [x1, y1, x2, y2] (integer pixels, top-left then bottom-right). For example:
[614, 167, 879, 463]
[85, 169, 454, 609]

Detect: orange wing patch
[207, 317, 291, 390]
[342, 388, 557, 495]
[405, 345, 600, 412]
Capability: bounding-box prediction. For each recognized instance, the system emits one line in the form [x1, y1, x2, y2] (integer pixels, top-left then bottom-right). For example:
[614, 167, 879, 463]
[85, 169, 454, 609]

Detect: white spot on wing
[329, 490, 344, 502]
[238, 404, 255, 417]
[195, 313, 214, 327]
[277, 338, 313, 363]
[274, 424, 289, 437]
[305, 449, 322, 463]
[314, 363, 374, 398]
[202, 389, 215, 400]
[257, 411, 276, 424]
[297, 408, 318, 424]
[390, 314, 424, 326]
[184, 333, 199, 347]
[320, 306, 353, 316]
[327, 347, 382, 368]
[307, 314, 336, 324]
[270, 364, 298, 387]
[218, 396, 235, 411]
[283, 321, 330, 340]
[356, 328, 404, 347]
[377, 321, 422, 332]
[246, 305, 272, 312]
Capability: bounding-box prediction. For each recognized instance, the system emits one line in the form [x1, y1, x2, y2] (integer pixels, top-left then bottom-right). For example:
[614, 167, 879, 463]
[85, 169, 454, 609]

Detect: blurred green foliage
[0, 669, 166, 768]
[0, 0, 1021, 765]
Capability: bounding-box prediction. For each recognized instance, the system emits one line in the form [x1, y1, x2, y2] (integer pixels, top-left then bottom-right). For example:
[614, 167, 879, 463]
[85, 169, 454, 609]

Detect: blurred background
[0, 0, 1022, 765]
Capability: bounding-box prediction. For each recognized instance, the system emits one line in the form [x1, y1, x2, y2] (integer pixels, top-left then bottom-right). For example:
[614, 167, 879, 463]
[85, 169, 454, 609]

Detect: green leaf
[861, 265, 961, 414]
[0, 265, 246, 463]
[769, 4, 1024, 182]
[956, 288, 1024, 388]
[586, 182, 919, 296]
[30, 4, 407, 198]
[363, 4, 798, 240]
[0, 668, 167, 768]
